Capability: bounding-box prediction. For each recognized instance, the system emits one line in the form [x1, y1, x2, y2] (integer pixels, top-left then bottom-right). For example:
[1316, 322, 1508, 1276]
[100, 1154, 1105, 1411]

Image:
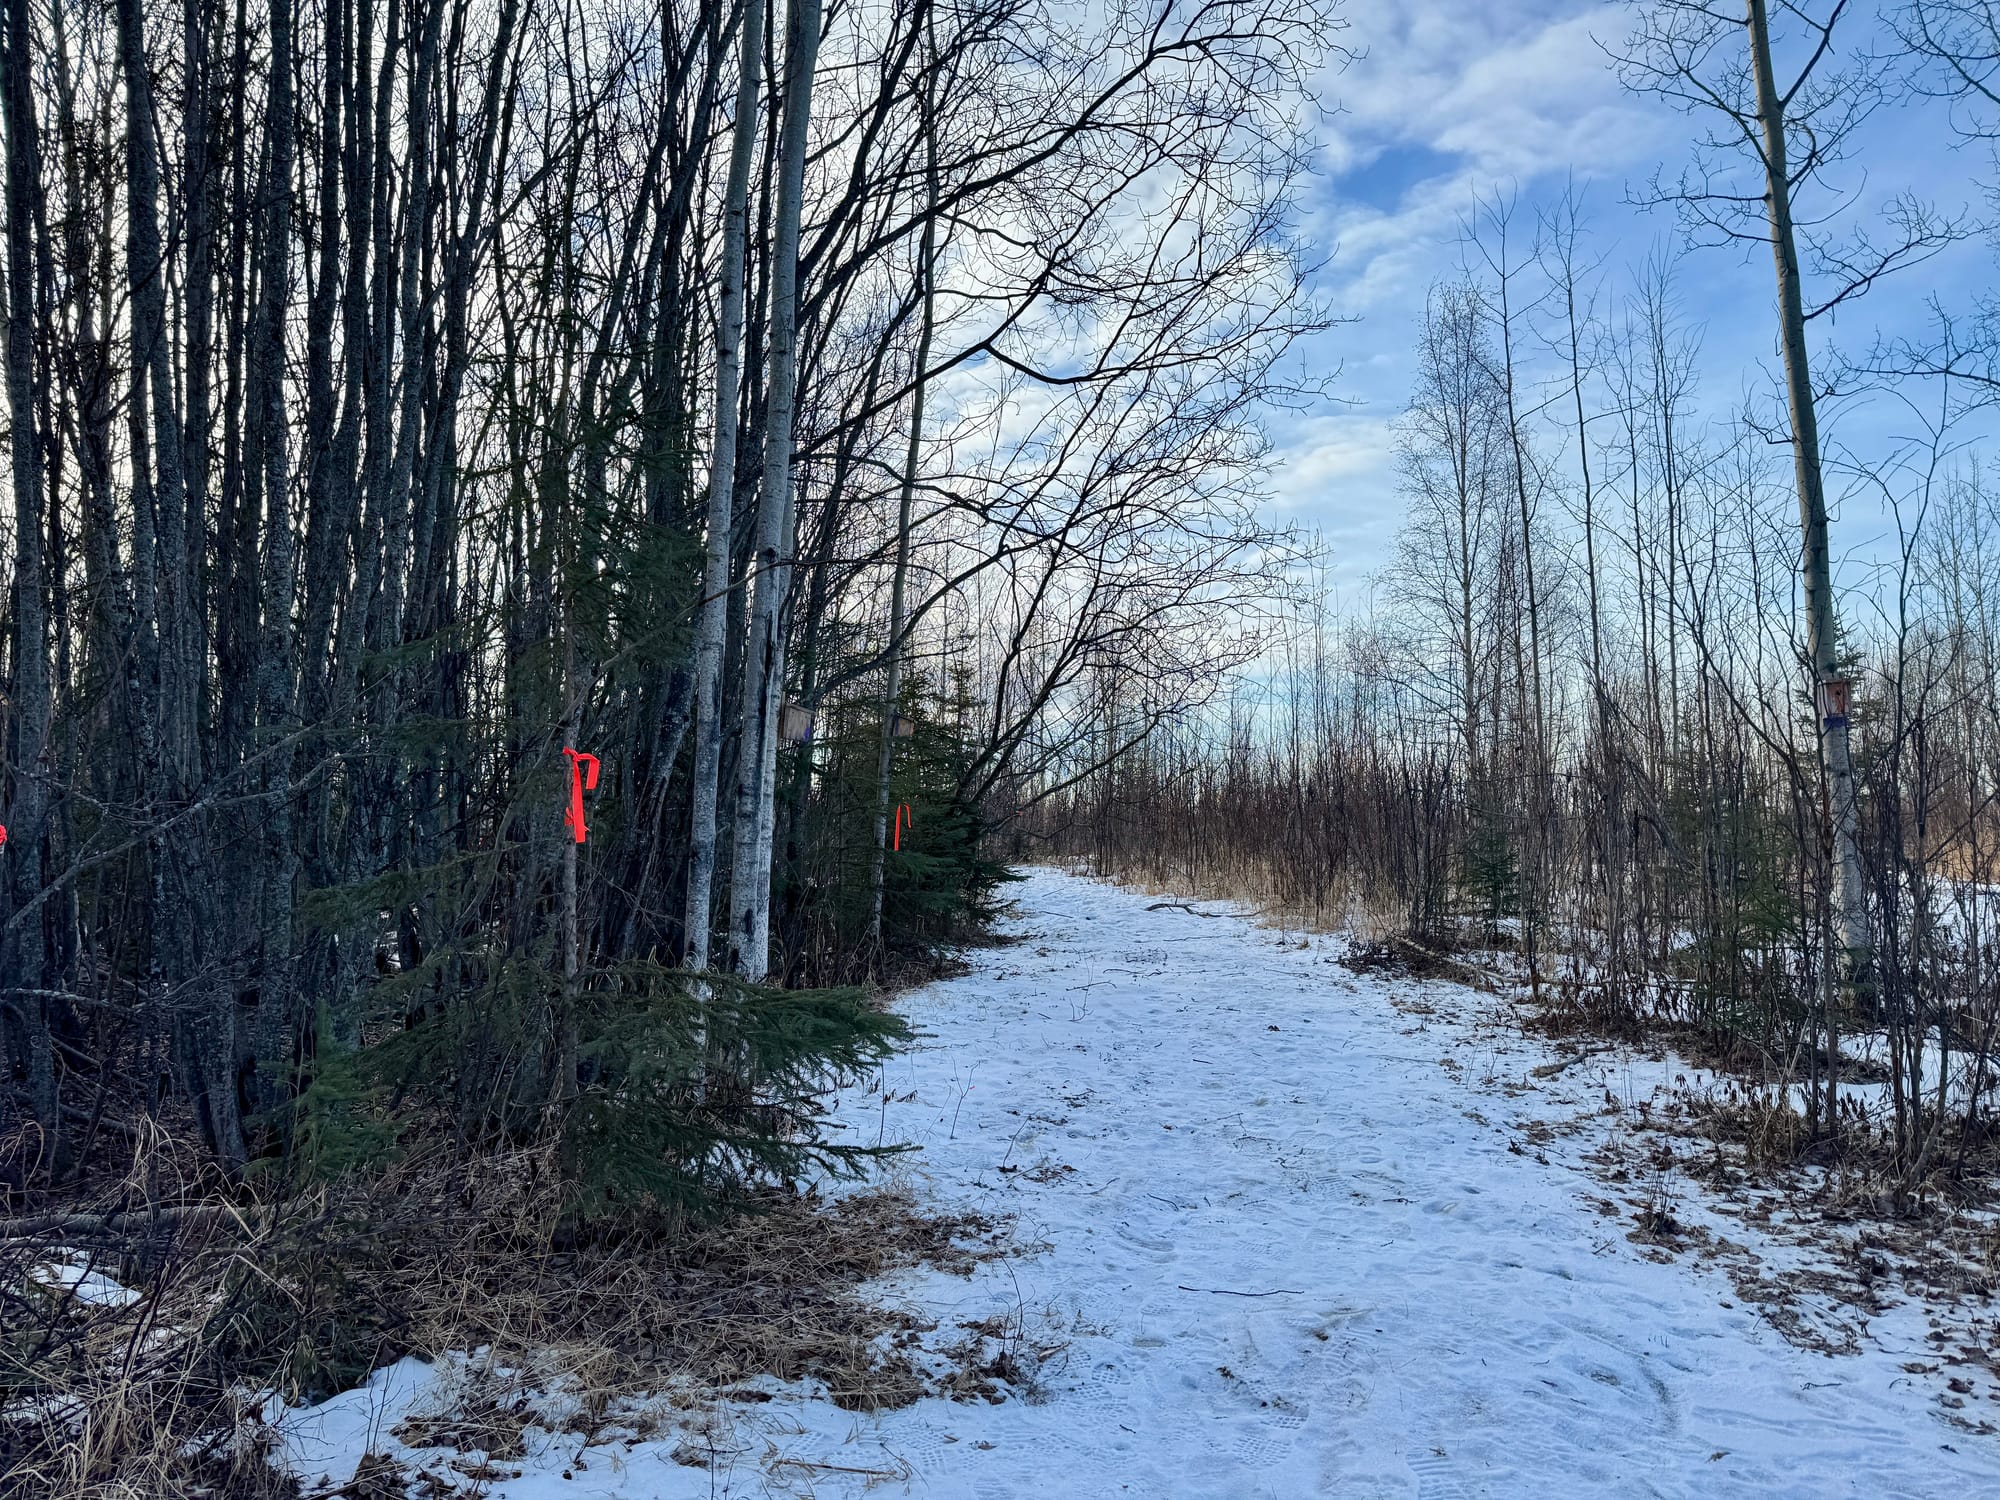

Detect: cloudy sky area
[1273, 0, 1999, 600]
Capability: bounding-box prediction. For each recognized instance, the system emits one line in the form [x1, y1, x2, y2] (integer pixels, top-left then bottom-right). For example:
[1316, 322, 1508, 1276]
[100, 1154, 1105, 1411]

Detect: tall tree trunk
[1555, 231, 1624, 1000]
[869, 21, 938, 956]
[1, 0, 57, 1167]
[250, 0, 300, 1121]
[728, 0, 822, 980]
[119, 0, 246, 1166]
[1491, 257, 1546, 1000]
[687, 0, 765, 972]
[1745, 0, 1868, 1083]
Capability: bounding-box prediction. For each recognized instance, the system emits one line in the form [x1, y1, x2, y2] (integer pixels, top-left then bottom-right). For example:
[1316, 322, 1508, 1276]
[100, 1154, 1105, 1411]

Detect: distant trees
[1391, 280, 1506, 790]
[1044, 4, 2000, 1194]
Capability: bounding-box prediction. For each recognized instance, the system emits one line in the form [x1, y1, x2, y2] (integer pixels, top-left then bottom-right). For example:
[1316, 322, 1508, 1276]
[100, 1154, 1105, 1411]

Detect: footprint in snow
[1406, 1447, 1478, 1500]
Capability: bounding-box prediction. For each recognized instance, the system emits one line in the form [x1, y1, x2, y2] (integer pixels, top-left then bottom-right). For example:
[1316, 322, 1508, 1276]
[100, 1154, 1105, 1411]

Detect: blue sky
[1270, 0, 1999, 598]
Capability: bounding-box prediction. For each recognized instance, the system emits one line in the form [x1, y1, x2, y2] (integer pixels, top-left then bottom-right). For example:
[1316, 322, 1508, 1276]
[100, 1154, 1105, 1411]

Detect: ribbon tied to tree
[563, 747, 600, 844]
[893, 802, 914, 852]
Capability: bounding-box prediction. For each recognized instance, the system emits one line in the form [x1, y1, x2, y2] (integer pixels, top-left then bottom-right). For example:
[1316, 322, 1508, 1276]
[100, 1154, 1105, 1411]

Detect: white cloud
[1272, 1, 1689, 574]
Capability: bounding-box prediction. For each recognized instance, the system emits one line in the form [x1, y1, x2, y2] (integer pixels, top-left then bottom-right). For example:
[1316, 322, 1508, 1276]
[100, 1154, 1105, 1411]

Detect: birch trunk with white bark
[685, 0, 765, 973]
[728, 0, 822, 980]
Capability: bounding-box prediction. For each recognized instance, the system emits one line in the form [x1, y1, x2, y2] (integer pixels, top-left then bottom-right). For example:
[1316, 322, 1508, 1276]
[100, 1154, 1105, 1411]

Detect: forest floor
[279, 866, 2000, 1498]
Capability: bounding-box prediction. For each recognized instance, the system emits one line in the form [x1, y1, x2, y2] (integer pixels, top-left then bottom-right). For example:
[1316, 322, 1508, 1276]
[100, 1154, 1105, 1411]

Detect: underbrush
[2, 961, 929, 1497]
[1, 1131, 1015, 1498]
[1316, 897, 2000, 1210]
[1518, 986, 2000, 1202]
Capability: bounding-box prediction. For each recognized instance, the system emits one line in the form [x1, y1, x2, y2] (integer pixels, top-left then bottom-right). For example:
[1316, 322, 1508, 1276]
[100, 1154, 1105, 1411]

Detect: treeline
[0, 0, 1334, 1195]
[1048, 0, 2000, 1200]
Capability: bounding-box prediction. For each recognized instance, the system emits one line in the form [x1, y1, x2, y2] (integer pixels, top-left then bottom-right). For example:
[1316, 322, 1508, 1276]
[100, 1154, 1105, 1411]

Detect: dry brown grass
[1059, 856, 1405, 943]
[2, 1125, 1022, 1499]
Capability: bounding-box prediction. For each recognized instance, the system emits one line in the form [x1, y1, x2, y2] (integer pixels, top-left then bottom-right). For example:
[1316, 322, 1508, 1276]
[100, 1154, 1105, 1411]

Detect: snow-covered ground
[281, 867, 2000, 1497]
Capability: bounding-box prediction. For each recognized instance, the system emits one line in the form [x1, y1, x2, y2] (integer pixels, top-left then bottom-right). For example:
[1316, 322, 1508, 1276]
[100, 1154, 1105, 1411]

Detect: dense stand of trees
[0, 0, 1337, 1190]
[1051, 1, 2000, 1200]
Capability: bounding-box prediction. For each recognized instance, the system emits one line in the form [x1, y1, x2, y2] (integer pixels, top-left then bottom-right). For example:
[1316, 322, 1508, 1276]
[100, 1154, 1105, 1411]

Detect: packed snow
[280, 866, 2000, 1497]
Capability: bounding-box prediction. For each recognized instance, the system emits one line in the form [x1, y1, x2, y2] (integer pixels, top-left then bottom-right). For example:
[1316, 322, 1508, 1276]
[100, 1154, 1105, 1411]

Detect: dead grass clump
[292, 1172, 1016, 1423]
[1679, 1087, 1819, 1170]
[1520, 983, 1657, 1045]
[0, 1227, 301, 1500]
[1072, 858, 1398, 944]
[1338, 934, 1495, 990]
[1658, 1024, 1890, 1088]
[392, 1381, 531, 1460]
[932, 1316, 1030, 1404]
[533, 1185, 1010, 1411]
[876, 948, 975, 996]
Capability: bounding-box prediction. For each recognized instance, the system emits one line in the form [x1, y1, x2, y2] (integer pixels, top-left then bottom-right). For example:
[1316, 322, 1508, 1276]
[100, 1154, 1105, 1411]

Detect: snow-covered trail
[285, 867, 1999, 1497]
[812, 866, 1996, 1499]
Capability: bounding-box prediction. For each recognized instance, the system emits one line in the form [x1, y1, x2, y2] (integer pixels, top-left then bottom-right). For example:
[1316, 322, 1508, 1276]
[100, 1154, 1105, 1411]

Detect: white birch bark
[728, 0, 824, 980]
[684, 0, 765, 972]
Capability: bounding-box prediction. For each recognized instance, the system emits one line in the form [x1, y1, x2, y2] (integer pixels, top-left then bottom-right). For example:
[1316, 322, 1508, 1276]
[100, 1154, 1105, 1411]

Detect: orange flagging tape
[562, 748, 600, 844]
